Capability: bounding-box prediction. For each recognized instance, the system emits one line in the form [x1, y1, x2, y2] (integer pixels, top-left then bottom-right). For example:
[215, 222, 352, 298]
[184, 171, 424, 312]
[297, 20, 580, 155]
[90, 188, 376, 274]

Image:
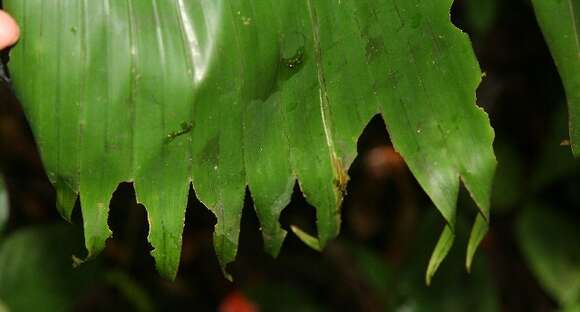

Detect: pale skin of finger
[0, 10, 20, 50]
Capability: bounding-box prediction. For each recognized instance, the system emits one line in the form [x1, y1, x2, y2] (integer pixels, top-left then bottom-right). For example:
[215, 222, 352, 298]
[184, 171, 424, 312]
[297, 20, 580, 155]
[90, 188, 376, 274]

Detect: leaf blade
[5, 0, 496, 278]
[531, 0, 580, 156]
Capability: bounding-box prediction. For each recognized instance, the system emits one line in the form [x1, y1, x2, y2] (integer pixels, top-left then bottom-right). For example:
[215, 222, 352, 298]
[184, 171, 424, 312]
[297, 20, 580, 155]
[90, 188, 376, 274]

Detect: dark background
[1, 0, 579, 311]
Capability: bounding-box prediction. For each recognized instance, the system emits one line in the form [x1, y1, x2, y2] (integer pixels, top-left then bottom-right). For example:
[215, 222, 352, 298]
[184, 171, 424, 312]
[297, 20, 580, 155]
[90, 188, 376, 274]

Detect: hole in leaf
[106, 183, 154, 271]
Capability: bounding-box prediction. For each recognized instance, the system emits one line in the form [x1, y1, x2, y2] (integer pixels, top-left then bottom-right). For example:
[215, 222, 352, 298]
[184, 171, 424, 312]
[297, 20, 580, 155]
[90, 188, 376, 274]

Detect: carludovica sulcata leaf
[5, 0, 495, 280]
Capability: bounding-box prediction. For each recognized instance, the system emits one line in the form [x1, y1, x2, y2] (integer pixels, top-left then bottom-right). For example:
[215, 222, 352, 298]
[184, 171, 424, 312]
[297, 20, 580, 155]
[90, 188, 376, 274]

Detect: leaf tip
[425, 225, 455, 286]
[71, 254, 85, 269]
[213, 232, 238, 281]
[55, 185, 78, 222]
[262, 227, 287, 258]
[290, 225, 322, 252]
[466, 214, 489, 272]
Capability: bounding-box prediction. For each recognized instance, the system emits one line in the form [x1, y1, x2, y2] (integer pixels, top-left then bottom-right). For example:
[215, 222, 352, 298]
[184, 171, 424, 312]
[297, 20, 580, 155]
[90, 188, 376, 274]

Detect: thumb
[0, 10, 19, 50]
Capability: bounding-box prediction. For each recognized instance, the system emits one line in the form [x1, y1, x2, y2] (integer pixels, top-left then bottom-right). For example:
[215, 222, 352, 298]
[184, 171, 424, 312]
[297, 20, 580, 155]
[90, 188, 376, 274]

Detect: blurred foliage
[465, 0, 499, 36]
[491, 141, 525, 212]
[0, 224, 100, 312]
[104, 271, 155, 312]
[517, 206, 580, 310]
[531, 106, 580, 192]
[352, 211, 499, 312]
[245, 213, 499, 312]
[225, 210, 500, 312]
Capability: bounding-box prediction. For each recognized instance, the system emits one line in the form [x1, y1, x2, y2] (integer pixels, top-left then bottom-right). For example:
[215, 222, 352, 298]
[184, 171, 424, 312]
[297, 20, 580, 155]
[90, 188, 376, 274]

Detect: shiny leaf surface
[532, 0, 580, 156]
[5, 0, 495, 279]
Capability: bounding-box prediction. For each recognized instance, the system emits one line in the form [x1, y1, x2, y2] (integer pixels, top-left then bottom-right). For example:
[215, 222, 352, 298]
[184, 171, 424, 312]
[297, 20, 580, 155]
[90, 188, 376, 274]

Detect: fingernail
[0, 10, 20, 50]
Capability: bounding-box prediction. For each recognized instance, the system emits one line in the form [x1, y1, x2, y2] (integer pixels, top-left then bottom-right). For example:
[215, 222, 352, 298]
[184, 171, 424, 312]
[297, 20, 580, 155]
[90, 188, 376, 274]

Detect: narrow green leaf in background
[531, 0, 580, 156]
[466, 214, 488, 272]
[399, 210, 500, 312]
[426, 225, 454, 285]
[517, 205, 580, 309]
[290, 225, 322, 252]
[5, 0, 495, 279]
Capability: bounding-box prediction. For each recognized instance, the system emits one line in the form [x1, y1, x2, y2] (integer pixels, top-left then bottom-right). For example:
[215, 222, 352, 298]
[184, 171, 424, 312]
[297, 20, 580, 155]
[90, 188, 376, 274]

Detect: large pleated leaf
[531, 0, 580, 156]
[4, 0, 495, 280]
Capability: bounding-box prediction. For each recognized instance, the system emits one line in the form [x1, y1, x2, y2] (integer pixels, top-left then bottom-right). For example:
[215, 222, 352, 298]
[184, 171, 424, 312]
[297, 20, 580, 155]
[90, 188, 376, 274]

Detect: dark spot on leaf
[201, 135, 220, 166]
[365, 36, 384, 62]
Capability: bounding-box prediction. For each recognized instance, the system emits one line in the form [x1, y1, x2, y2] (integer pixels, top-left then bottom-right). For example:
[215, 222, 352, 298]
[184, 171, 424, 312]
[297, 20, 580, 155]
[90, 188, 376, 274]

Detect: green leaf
[0, 223, 99, 312]
[426, 225, 454, 286]
[531, 0, 580, 156]
[290, 225, 322, 252]
[106, 271, 155, 312]
[565, 303, 580, 312]
[5, 0, 495, 279]
[399, 210, 500, 311]
[517, 205, 580, 308]
[466, 213, 488, 272]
